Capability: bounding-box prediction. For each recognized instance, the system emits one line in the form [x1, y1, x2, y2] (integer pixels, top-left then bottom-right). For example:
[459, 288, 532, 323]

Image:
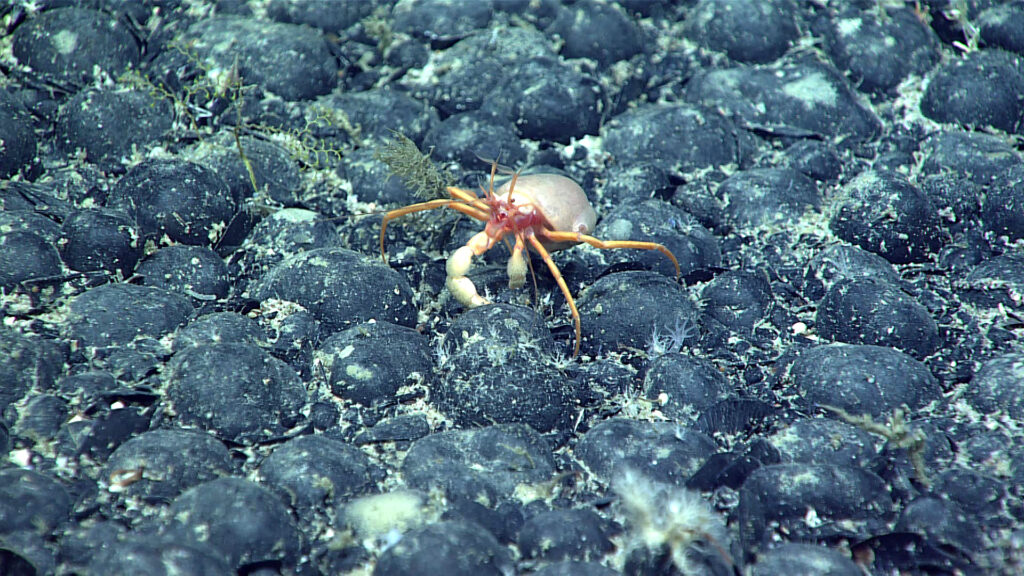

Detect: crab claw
[507, 241, 527, 290]
[446, 232, 492, 309]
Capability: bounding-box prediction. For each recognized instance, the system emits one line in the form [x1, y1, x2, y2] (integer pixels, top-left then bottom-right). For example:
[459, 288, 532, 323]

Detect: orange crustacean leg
[378, 184, 506, 313]
[526, 235, 584, 357]
[379, 187, 490, 262]
[541, 231, 682, 279]
[535, 230, 681, 356]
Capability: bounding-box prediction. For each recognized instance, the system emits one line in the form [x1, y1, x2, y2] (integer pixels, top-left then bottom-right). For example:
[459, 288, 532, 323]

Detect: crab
[380, 162, 681, 356]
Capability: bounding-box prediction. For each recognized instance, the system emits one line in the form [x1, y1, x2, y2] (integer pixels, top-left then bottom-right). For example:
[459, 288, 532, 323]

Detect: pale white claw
[507, 250, 527, 290]
[446, 246, 489, 308]
[446, 246, 474, 278]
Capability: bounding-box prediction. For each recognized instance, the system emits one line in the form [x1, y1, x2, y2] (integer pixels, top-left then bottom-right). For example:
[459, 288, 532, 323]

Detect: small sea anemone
[646, 317, 698, 357]
[614, 469, 732, 575]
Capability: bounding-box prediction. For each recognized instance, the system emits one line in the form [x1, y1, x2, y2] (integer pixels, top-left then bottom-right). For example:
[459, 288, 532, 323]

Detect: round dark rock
[594, 200, 721, 279]
[337, 148, 419, 206]
[685, 60, 882, 144]
[575, 419, 716, 485]
[480, 57, 600, 142]
[963, 352, 1024, 419]
[167, 477, 302, 569]
[136, 244, 231, 300]
[0, 209, 62, 243]
[815, 279, 941, 359]
[577, 271, 696, 355]
[804, 244, 900, 301]
[184, 16, 337, 101]
[316, 321, 432, 406]
[958, 251, 1024, 310]
[919, 130, 1022, 188]
[252, 247, 417, 335]
[324, 88, 439, 146]
[737, 463, 894, 560]
[58, 208, 143, 276]
[56, 402, 152, 461]
[64, 283, 193, 349]
[385, 37, 431, 71]
[0, 469, 71, 535]
[921, 49, 1024, 132]
[684, 0, 800, 64]
[262, 307, 320, 373]
[195, 135, 302, 206]
[936, 236, 993, 284]
[309, 401, 342, 431]
[106, 159, 236, 246]
[258, 434, 382, 517]
[518, 508, 615, 562]
[55, 370, 119, 407]
[374, 520, 513, 576]
[825, 6, 940, 94]
[85, 532, 231, 576]
[598, 162, 673, 206]
[172, 311, 265, 351]
[392, 0, 493, 41]
[781, 343, 942, 418]
[437, 304, 579, 433]
[103, 429, 232, 504]
[15, 394, 68, 445]
[354, 414, 431, 444]
[11, 7, 140, 85]
[980, 164, 1024, 240]
[601, 104, 745, 173]
[0, 231, 62, 289]
[425, 28, 555, 116]
[55, 88, 172, 173]
[769, 418, 879, 469]
[830, 170, 942, 264]
[978, 2, 1024, 55]
[933, 468, 1014, 528]
[422, 111, 526, 168]
[402, 424, 555, 502]
[267, 0, 374, 31]
[166, 342, 307, 443]
[785, 140, 843, 182]
[442, 494, 522, 545]
[693, 399, 778, 439]
[0, 529, 56, 575]
[701, 270, 773, 333]
[750, 542, 861, 576]
[238, 208, 342, 278]
[919, 171, 984, 231]
[0, 91, 37, 178]
[642, 355, 732, 422]
[550, 0, 641, 66]
[60, 522, 124, 572]
[718, 167, 820, 227]
[895, 496, 987, 554]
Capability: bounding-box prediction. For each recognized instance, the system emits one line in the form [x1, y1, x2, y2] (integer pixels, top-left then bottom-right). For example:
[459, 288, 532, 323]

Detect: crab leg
[526, 234, 583, 356]
[379, 188, 491, 262]
[507, 235, 528, 290]
[541, 231, 682, 279]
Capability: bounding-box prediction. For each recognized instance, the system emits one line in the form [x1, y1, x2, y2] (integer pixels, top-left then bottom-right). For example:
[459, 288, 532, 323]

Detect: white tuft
[614, 469, 730, 574]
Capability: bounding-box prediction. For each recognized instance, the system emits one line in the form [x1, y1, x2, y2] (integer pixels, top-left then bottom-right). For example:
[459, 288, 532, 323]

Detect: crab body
[380, 163, 680, 356]
[487, 174, 597, 251]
